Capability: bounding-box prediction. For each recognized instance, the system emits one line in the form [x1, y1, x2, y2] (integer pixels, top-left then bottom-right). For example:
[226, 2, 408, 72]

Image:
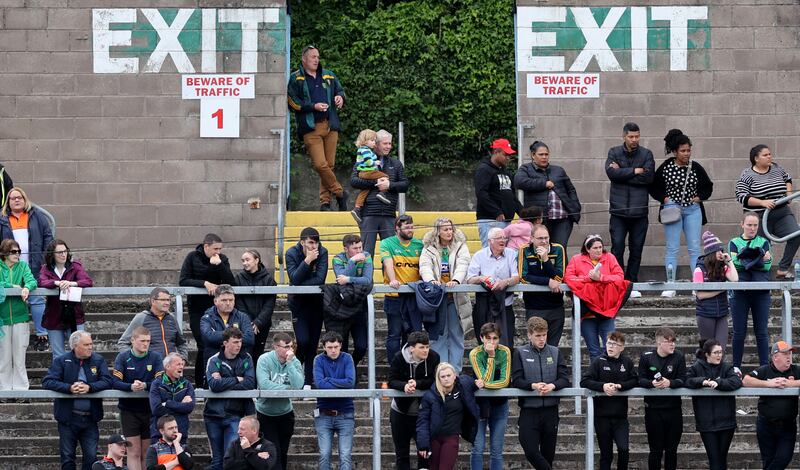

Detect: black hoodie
[388, 344, 440, 415]
[474, 158, 521, 220]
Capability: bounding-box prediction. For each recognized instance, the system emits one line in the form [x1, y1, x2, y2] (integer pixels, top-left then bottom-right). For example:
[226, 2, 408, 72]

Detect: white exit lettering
[517, 6, 708, 72]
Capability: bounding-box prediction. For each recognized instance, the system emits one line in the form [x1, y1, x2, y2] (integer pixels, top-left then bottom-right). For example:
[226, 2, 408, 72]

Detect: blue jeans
[205, 415, 241, 470]
[430, 300, 464, 372]
[663, 202, 702, 275]
[470, 400, 509, 470]
[581, 316, 616, 361]
[48, 324, 85, 360]
[731, 290, 771, 367]
[383, 295, 416, 362]
[58, 414, 99, 470]
[477, 219, 509, 247]
[315, 411, 354, 470]
[29, 295, 46, 337]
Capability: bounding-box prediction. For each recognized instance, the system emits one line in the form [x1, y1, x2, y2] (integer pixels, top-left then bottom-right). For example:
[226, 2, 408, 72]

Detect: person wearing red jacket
[565, 234, 631, 361]
[38, 239, 93, 360]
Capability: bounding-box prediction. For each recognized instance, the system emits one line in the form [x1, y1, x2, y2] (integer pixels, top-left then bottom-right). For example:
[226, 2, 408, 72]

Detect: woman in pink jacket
[38, 239, 93, 360]
[564, 234, 631, 360]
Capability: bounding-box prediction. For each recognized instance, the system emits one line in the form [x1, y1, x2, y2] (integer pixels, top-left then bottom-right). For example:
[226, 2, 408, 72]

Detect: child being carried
[351, 128, 392, 223]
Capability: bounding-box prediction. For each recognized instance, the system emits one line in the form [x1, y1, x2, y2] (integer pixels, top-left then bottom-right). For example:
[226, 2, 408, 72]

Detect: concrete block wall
[0, 2, 287, 285]
[516, 0, 800, 275]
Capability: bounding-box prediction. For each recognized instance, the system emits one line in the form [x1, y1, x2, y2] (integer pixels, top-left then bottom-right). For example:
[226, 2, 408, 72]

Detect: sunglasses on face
[7, 250, 20, 255]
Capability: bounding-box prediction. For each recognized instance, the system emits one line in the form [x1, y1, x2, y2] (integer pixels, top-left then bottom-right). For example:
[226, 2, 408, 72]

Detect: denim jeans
[29, 295, 46, 337]
[58, 414, 99, 470]
[663, 202, 702, 274]
[470, 399, 509, 470]
[581, 316, 616, 361]
[383, 295, 415, 363]
[205, 415, 241, 470]
[477, 219, 509, 247]
[314, 411, 354, 470]
[430, 300, 464, 372]
[48, 324, 85, 360]
[731, 290, 771, 367]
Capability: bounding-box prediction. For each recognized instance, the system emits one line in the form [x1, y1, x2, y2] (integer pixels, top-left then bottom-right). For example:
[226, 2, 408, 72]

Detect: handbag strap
[676, 160, 692, 203]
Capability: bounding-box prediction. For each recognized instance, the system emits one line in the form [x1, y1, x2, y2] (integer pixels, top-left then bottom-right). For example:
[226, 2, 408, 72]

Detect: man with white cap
[474, 138, 522, 246]
[91, 434, 131, 470]
[742, 340, 800, 470]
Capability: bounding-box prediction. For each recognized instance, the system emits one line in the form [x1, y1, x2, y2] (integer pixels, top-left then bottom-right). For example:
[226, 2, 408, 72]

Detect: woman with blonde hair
[416, 362, 480, 470]
[0, 187, 53, 352]
[420, 217, 472, 370]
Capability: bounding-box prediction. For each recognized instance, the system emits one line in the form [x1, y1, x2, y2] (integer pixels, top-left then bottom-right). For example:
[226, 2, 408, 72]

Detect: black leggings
[700, 429, 735, 470]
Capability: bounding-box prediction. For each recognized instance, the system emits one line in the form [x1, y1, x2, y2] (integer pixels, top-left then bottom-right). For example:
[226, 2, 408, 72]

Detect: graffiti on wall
[517, 6, 710, 72]
[92, 8, 285, 74]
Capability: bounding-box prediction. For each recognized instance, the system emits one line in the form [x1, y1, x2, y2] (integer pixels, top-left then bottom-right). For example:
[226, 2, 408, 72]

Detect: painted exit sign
[517, 6, 710, 72]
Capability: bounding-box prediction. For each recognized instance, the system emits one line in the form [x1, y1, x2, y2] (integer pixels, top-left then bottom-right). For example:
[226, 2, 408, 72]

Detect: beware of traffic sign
[526, 73, 599, 98]
[182, 74, 254, 99]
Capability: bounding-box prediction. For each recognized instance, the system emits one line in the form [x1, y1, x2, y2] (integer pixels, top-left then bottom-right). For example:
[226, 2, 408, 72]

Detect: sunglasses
[7, 250, 20, 255]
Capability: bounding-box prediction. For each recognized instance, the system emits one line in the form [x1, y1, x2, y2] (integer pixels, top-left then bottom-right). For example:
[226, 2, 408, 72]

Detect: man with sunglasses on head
[637, 327, 687, 470]
[467, 227, 520, 347]
[288, 45, 348, 212]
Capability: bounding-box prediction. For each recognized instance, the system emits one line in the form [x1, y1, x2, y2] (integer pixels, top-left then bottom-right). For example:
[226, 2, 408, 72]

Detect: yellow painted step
[280, 225, 481, 241]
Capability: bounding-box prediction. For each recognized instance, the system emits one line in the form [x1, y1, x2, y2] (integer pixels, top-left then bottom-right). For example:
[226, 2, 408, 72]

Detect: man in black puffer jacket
[350, 129, 409, 258]
[178, 233, 235, 387]
[605, 122, 654, 291]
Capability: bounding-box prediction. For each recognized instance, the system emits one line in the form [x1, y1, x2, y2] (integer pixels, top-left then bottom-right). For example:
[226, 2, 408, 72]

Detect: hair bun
[663, 128, 683, 143]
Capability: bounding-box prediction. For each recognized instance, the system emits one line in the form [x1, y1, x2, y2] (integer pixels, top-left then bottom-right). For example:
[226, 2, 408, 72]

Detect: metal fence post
[373, 397, 382, 470]
[586, 393, 595, 470]
[782, 288, 792, 342]
[174, 291, 184, 332]
[573, 297, 582, 415]
[367, 293, 376, 391]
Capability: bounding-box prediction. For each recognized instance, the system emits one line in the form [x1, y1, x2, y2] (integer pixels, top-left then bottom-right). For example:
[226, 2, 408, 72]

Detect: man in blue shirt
[313, 331, 356, 470]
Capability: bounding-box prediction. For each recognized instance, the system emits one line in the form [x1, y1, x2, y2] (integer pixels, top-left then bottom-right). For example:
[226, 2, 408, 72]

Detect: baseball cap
[771, 340, 795, 355]
[108, 434, 132, 447]
[490, 138, 516, 155]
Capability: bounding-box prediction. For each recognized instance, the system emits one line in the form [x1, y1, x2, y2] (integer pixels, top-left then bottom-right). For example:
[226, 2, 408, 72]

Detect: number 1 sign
[200, 98, 240, 138]
[181, 74, 255, 138]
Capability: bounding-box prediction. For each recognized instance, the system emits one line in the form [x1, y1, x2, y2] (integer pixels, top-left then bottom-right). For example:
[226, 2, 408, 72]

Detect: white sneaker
[303, 384, 314, 401]
[629, 290, 642, 298]
[660, 290, 676, 298]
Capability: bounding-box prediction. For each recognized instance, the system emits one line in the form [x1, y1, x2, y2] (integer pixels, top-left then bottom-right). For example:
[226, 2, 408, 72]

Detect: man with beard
[381, 215, 423, 362]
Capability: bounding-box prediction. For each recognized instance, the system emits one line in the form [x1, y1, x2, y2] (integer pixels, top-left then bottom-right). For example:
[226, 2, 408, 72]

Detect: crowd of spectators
[0, 45, 795, 468]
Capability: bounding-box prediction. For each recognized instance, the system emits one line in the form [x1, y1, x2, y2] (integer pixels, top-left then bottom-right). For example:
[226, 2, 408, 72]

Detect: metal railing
[762, 191, 800, 243]
[14, 281, 800, 468]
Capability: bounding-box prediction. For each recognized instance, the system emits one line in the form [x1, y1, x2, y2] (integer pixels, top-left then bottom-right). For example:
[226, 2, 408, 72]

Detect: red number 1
[211, 108, 223, 129]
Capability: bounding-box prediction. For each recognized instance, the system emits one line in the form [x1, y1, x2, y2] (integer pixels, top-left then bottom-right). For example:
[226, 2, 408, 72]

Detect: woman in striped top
[735, 144, 800, 278]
